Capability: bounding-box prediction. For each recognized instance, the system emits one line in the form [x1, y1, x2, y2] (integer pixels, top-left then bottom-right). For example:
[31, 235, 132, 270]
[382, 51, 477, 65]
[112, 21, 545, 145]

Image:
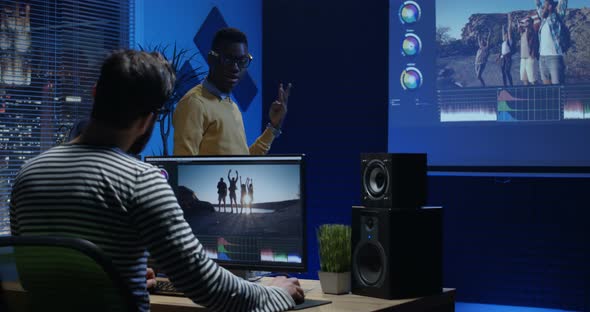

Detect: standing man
[535, 0, 568, 85]
[173, 27, 291, 155]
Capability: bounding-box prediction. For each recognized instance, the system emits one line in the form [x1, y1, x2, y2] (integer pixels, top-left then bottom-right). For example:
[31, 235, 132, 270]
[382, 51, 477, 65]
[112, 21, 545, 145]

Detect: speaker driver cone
[363, 160, 390, 200]
[353, 241, 386, 287]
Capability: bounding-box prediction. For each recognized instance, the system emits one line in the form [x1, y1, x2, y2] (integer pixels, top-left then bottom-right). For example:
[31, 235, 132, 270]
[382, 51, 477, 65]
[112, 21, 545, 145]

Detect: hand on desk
[146, 267, 157, 289]
[268, 275, 305, 304]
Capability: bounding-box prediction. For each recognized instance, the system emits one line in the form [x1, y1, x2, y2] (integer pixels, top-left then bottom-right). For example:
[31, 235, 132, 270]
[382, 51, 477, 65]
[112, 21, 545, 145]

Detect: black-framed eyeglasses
[209, 50, 253, 69]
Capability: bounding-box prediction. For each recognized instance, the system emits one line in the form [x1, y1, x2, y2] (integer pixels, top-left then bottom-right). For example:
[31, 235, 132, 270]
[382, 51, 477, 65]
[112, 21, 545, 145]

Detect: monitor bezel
[144, 154, 307, 273]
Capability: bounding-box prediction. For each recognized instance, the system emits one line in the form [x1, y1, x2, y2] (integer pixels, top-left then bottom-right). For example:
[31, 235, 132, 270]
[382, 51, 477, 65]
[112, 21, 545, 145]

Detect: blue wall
[262, 0, 389, 278]
[136, 0, 263, 157]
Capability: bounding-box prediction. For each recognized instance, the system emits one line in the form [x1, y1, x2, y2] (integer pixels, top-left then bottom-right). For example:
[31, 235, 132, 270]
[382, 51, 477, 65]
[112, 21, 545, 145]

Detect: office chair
[0, 235, 139, 312]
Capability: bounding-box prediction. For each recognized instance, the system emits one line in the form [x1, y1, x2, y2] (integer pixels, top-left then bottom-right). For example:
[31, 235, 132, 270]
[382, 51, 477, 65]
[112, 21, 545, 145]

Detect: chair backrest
[0, 236, 138, 312]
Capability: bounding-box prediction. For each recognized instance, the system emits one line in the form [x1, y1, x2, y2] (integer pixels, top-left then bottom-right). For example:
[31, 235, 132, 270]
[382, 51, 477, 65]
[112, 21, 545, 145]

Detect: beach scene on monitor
[175, 163, 303, 264]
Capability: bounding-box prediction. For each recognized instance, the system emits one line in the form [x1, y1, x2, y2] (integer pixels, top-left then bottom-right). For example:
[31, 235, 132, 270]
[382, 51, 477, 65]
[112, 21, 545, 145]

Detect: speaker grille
[353, 241, 386, 287]
[362, 159, 390, 200]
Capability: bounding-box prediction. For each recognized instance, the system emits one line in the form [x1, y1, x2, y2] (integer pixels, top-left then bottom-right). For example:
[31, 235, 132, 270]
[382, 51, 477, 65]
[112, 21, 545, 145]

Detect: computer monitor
[145, 155, 307, 273]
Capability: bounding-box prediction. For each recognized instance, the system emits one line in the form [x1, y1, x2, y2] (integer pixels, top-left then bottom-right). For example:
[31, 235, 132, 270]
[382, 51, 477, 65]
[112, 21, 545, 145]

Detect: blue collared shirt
[536, 0, 568, 55]
[202, 78, 230, 100]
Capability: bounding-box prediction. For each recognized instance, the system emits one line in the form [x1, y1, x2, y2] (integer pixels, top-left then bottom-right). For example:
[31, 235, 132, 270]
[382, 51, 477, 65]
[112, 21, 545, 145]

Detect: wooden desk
[150, 279, 455, 312]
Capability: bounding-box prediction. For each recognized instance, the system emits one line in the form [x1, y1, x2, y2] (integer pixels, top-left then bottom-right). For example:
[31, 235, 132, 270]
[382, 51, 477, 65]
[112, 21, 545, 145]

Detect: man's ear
[92, 84, 97, 98]
[137, 113, 156, 134]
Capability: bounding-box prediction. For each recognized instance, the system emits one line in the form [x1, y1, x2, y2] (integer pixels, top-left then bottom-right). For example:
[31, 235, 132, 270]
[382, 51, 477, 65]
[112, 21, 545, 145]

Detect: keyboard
[150, 280, 332, 310]
[150, 280, 184, 297]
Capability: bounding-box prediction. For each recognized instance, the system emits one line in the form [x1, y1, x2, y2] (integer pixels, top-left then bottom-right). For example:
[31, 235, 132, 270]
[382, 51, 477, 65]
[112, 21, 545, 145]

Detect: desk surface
[150, 278, 455, 312]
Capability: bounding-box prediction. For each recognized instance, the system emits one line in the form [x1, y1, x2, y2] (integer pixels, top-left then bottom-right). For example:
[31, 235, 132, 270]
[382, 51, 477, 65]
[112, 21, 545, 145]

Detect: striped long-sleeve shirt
[9, 144, 295, 312]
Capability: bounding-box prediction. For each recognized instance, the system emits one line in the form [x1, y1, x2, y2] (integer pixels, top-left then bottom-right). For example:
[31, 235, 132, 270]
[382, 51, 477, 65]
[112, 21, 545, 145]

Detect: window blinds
[0, 0, 134, 234]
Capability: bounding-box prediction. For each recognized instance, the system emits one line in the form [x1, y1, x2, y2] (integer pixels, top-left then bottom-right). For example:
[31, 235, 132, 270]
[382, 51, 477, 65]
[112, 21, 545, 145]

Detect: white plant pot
[318, 271, 351, 295]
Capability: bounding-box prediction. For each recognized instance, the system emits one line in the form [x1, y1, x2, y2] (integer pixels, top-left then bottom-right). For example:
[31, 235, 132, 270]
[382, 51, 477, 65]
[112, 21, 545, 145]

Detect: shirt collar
[203, 78, 230, 100]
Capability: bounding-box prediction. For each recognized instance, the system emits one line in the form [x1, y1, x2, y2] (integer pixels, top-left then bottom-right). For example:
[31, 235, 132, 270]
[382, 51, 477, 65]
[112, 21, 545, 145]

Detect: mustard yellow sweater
[173, 84, 275, 155]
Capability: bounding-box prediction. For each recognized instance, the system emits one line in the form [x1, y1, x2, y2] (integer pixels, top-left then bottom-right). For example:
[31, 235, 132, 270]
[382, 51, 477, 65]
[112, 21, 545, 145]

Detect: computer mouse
[294, 295, 305, 305]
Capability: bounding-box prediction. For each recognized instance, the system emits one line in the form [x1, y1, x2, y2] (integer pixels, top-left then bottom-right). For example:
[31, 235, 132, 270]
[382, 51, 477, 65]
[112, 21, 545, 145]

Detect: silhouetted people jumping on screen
[228, 169, 238, 213]
[240, 176, 248, 214]
[519, 17, 540, 85]
[536, 0, 568, 85]
[217, 177, 227, 212]
[475, 30, 491, 87]
[498, 14, 514, 87]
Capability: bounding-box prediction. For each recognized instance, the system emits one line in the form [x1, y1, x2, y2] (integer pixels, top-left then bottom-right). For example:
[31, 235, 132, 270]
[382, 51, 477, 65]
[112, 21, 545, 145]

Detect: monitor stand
[229, 269, 273, 281]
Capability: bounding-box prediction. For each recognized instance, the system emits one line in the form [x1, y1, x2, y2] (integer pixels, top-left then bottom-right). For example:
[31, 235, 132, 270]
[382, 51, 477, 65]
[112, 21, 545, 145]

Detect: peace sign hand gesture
[269, 83, 292, 128]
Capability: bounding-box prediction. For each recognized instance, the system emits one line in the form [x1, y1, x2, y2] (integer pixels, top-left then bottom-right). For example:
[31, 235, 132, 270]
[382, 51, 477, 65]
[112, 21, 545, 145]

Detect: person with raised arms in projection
[475, 29, 491, 87]
[227, 169, 239, 213]
[535, 0, 568, 85]
[217, 177, 228, 212]
[519, 16, 540, 85]
[247, 177, 254, 214]
[240, 176, 248, 214]
[497, 13, 514, 87]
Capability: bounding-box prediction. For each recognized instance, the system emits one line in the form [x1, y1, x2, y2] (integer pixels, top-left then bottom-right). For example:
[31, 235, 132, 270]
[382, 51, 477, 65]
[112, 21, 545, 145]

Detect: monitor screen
[144, 155, 306, 272]
[388, 0, 590, 172]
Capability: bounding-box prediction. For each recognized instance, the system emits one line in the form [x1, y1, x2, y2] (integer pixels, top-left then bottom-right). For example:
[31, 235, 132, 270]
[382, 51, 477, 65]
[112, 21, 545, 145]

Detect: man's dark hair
[91, 50, 175, 129]
[211, 27, 248, 52]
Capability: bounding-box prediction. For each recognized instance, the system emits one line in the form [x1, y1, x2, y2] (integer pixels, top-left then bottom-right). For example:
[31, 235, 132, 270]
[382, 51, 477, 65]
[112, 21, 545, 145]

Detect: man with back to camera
[173, 27, 292, 156]
[535, 0, 568, 85]
[9, 50, 303, 312]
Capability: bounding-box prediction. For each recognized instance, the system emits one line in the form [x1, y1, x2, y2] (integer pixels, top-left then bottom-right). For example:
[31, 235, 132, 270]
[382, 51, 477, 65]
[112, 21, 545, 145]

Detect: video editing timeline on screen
[564, 85, 590, 119]
[439, 85, 566, 122]
[199, 235, 303, 264]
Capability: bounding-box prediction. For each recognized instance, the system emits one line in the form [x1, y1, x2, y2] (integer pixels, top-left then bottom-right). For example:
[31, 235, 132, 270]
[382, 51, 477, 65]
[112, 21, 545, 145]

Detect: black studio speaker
[351, 206, 442, 299]
[360, 153, 426, 209]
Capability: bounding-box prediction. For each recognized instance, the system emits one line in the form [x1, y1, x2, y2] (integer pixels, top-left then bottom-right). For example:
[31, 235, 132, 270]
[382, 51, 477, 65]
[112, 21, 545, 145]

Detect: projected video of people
[436, 0, 590, 88]
[388, 0, 590, 168]
[435, 0, 590, 123]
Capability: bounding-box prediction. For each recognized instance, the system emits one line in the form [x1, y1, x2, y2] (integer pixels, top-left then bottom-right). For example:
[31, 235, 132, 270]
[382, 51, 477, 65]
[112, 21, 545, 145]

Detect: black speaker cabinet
[351, 206, 442, 299]
[361, 153, 427, 209]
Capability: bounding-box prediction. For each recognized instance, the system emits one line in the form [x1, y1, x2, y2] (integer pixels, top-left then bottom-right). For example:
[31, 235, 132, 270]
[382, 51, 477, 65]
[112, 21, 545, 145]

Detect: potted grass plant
[317, 224, 352, 294]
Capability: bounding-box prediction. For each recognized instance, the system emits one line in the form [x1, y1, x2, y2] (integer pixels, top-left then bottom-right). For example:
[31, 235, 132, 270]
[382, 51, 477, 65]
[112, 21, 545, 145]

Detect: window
[0, 0, 135, 235]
